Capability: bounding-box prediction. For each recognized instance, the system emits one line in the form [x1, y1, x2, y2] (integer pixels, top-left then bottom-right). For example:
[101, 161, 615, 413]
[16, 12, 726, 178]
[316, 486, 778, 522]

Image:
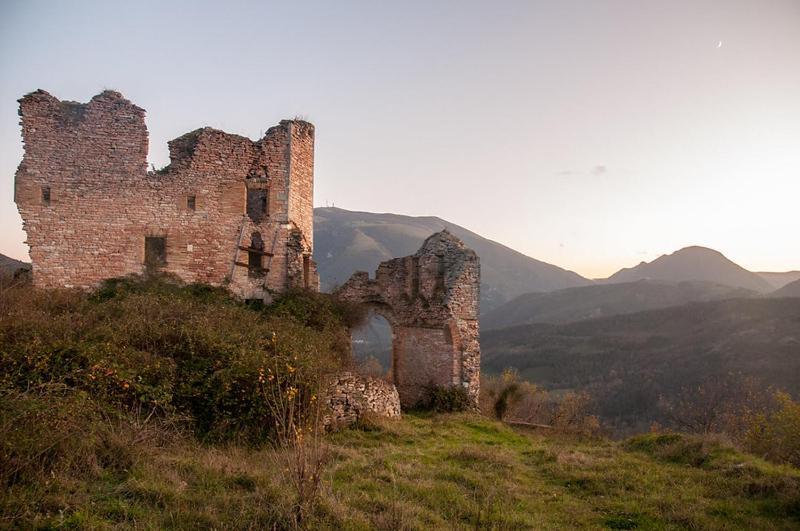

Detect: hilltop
[0, 253, 29, 274]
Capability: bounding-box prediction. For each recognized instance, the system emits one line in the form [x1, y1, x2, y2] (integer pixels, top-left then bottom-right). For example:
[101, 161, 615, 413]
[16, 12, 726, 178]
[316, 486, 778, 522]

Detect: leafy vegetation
[0, 275, 352, 444]
[417, 384, 473, 413]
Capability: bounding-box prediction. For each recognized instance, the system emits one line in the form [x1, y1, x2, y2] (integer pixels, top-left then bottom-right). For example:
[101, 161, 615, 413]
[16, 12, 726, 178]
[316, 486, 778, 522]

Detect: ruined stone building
[336, 231, 481, 408]
[14, 89, 317, 299]
[13, 89, 481, 413]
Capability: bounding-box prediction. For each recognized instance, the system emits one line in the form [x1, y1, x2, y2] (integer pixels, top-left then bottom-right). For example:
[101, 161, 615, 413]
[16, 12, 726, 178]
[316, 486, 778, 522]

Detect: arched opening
[351, 309, 393, 381]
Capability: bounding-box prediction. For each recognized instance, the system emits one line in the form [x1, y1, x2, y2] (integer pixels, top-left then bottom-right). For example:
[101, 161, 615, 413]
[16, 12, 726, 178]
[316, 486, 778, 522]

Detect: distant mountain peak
[606, 245, 772, 293]
[673, 245, 722, 254]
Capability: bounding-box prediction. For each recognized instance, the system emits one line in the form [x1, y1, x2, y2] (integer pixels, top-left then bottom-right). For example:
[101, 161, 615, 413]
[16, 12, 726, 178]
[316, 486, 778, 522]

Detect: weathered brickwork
[14, 89, 318, 298]
[324, 372, 401, 429]
[336, 231, 481, 408]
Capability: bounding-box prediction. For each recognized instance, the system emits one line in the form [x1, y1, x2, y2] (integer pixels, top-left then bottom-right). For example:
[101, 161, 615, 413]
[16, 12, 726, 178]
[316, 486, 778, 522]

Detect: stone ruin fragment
[336, 231, 481, 409]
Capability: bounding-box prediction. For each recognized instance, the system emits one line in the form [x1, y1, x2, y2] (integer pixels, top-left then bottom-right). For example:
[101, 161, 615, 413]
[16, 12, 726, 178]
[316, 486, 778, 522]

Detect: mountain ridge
[313, 207, 592, 312]
[757, 271, 800, 290]
[481, 279, 757, 330]
[770, 279, 800, 298]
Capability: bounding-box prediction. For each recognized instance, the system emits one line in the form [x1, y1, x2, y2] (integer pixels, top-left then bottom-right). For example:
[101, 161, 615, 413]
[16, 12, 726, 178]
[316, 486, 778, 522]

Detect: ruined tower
[336, 231, 481, 408]
[14, 89, 317, 299]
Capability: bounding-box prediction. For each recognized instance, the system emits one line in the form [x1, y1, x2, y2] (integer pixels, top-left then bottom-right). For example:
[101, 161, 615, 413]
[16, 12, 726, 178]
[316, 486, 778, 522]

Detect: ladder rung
[238, 245, 273, 256]
[234, 261, 269, 272]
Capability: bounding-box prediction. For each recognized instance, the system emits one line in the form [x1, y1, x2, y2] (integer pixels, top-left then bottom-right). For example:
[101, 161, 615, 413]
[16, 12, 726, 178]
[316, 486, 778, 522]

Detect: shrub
[744, 392, 800, 467]
[551, 391, 601, 437]
[418, 384, 472, 413]
[0, 384, 178, 489]
[480, 369, 601, 436]
[262, 356, 328, 526]
[482, 369, 524, 420]
[0, 276, 348, 444]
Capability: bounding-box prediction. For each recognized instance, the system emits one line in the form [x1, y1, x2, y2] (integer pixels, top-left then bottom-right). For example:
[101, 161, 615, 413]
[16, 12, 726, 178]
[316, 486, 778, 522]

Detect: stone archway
[350, 305, 394, 378]
[336, 230, 480, 409]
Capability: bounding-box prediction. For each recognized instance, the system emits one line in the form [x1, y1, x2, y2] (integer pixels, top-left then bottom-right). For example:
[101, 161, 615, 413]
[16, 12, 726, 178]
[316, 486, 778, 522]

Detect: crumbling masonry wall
[336, 231, 481, 408]
[14, 89, 318, 298]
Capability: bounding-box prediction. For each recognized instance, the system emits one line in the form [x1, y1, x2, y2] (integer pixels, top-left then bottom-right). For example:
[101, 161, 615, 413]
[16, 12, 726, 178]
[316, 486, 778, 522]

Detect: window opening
[303, 255, 311, 289]
[246, 188, 268, 222]
[144, 237, 167, 270]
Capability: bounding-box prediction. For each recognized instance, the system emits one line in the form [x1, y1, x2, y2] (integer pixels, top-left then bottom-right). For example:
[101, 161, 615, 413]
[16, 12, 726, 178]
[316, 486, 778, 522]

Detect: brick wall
[14, 89, 317, 298]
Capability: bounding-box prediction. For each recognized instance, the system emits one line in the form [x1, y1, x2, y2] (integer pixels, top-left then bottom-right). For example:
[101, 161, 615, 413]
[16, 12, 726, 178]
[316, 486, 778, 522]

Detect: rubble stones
[324, 372, 401, 429]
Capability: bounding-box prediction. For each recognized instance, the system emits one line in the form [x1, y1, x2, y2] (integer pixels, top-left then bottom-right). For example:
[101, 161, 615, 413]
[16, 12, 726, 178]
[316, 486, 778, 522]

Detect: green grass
[4, 413, 798, 529]
[324, 414, 799, 529]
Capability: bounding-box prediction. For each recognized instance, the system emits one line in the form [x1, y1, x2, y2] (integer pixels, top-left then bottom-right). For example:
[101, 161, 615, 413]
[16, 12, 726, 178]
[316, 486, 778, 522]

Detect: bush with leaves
[744, 392, 800, 467]
[0, 275, 347, 444]
[481, 369, 524, 420]
[418, 384, 473, 413]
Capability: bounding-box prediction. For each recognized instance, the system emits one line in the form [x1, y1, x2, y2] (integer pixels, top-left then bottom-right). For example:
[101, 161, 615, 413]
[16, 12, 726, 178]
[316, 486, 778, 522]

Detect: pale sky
[1, 0, 798, 278]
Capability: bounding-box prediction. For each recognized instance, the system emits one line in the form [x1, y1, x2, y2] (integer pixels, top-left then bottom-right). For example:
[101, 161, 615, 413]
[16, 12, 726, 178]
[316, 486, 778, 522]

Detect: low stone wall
[324, 372, 401, 429]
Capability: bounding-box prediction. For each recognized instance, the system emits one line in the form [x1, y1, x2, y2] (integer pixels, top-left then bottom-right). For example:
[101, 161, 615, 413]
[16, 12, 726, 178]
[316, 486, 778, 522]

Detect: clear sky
[1, 0, 798, 278]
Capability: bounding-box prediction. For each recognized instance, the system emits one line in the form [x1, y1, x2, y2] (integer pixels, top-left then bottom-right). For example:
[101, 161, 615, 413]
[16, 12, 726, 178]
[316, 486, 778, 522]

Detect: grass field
[6, 412, 798, 530]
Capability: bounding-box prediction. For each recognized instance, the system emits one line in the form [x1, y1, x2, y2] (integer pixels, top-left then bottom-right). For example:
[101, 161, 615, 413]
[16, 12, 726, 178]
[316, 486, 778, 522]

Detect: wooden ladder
[228, 215, 248, 282]
[229, 217, 279, 288]
[262, 226, 280, 289]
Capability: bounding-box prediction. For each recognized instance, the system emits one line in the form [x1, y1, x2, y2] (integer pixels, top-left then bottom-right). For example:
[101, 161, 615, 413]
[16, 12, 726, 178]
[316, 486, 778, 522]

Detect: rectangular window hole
[145, 236, 167, 269]
[42, 186, 51, 205]
[246, 188, 268, 222]
[187, 195, 196, 211]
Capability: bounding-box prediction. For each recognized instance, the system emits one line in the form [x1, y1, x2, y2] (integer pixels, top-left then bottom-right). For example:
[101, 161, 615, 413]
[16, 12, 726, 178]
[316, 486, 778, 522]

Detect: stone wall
[336, 231, 481, 408]
[324, 372, 401, 429]
[14, 89, 318, 299]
